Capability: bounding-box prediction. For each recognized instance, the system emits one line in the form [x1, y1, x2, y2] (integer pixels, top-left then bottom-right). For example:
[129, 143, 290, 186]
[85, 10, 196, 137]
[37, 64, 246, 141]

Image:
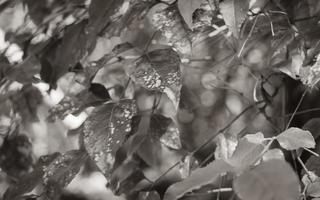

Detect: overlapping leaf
[233, 160, 300, 200]
[163, 160, 233, 200]
[83, 99, 137, 179]
[129, 48, 182, 109]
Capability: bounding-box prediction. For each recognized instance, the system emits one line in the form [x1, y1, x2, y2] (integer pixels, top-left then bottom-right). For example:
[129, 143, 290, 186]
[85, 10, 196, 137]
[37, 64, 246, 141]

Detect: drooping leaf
[177, 0, 207, 29]
[276, 127, 315, 150]
[233, 160, 300, 200]
[151, 3, 192, 54]
[40, 20, 93, 87]
[163, 159, 233, 200]
[129, 48, 182, 109]
[219, 0, 249, 38]
[83, 99, 137, 179]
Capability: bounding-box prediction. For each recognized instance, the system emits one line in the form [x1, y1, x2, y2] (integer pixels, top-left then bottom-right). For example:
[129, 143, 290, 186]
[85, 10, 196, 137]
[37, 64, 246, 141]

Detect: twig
[286, 88, 308, 129]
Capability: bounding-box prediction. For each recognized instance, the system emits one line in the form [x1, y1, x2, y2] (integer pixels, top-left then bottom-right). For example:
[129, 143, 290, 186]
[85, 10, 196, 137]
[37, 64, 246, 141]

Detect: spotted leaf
[151, 3, 192, 54]
[83, 99, 137, 179]
[129, 48, 182, 109]
[3, 150, 87, 200]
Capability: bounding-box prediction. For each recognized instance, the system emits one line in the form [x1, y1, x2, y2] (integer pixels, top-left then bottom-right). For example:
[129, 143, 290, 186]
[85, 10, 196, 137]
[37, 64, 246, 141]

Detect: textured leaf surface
[163, 160, 233, 200]
[219, 0, 249, 38]
[83, 99, 137, 179]
[277, 127, 315, 150]
[233, 160, 300, 200]
[151, 3, 192, 54]
[4, 150, 86, 200]
[129, 48, 182, 109]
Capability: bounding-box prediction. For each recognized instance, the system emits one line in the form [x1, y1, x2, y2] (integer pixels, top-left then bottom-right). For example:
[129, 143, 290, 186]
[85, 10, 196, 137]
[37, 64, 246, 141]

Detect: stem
[286, 88, 308, 129]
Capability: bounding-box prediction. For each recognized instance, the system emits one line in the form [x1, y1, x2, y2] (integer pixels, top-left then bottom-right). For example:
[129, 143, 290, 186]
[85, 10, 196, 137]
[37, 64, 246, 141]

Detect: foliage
[1, 0, 320, 200]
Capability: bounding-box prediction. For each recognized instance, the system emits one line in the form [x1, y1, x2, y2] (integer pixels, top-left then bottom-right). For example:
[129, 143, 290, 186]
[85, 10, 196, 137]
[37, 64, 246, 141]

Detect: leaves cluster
[1, 0, 320, 200]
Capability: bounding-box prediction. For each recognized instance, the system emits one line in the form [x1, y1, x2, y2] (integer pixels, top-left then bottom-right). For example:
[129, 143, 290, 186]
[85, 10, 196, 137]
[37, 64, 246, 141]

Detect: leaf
[219, 0, 249, 38]
[177, 0, 207, 29]
[41, 20, 93, 87]
[227, 136, 265, 173]
[277, 127, 315, 150]
[129, 48, 182, 109]
[83, 99, 137, 179]
[163, 159, 233, 200]
[5, 55, 41, 84]
[42, 150, 88, 199]
[151, 3, 192, 54]
[233, 160, 300, 200]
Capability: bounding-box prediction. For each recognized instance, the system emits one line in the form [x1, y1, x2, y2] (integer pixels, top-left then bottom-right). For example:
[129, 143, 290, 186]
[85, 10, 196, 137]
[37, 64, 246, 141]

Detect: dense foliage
[1, 0, 320, 200]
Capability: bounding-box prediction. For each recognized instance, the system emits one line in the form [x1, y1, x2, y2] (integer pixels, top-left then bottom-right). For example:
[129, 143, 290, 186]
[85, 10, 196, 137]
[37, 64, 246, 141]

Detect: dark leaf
[41, 20, 93, 87]
[129, 48, 182, 109]
[0, 134, 33, 178]
[10, 84, 43, 122]
[233, 160, 300, 200]
[83, 99, 137, 179]
[303, 118, 320, 140]
[5, 55, 41, 84]
[163, 160, 233, 200]
[306, 156, 320, 177]
[219, 0, 249, 38]
[3, 153, 61, 200]
[4, 150, 87, 200]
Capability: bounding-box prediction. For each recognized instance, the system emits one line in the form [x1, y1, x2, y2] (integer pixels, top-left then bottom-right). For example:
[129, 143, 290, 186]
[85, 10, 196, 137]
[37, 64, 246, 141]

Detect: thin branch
[286, 88, 308, 129]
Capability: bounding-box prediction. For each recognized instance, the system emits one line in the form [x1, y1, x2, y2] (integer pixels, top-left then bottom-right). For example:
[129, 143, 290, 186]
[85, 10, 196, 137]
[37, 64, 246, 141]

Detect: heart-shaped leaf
[83, 99, 137, 179]
[277, 127, 315, 150]
[129, 48, 182, 109]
